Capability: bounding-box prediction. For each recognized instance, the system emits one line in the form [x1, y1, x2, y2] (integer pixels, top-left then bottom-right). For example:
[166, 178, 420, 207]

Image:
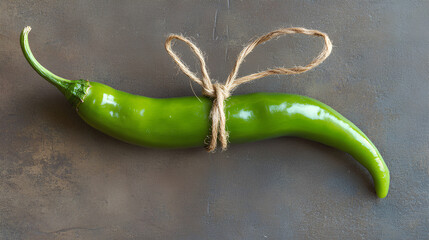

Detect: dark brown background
[1, 1, 428, 239]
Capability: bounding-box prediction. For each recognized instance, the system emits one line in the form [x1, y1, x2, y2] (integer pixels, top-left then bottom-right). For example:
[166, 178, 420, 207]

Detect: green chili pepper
[20, 27, 389, 198]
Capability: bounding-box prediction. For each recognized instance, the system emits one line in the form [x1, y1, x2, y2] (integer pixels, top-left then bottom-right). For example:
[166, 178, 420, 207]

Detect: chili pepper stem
[20, 26, 90, 107]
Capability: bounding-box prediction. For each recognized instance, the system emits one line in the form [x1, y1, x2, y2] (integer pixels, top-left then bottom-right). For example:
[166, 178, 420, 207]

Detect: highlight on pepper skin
[20, 26, 390, 198]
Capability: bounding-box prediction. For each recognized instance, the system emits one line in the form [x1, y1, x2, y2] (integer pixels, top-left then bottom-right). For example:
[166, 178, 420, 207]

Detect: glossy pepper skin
[21, 27, 390, 198]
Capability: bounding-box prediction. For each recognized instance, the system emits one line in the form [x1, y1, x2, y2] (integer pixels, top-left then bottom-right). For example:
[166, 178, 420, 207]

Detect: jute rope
[165, 27, 332, 152]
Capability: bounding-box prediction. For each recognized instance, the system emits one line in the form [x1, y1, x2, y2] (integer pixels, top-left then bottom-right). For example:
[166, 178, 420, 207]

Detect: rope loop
[165, 27, 332, 152]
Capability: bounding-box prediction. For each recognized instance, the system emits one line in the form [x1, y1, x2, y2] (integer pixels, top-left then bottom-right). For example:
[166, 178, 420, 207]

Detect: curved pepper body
[20, 26, 389, 198]
[78, 82, 389, 198]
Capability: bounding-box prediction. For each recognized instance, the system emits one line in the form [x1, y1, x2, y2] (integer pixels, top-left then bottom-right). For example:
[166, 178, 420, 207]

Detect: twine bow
[165, 27, 332, 152]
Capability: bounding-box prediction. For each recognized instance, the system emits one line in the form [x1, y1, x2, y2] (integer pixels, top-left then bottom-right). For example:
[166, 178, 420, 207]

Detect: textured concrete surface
[1, 0, 428, 239]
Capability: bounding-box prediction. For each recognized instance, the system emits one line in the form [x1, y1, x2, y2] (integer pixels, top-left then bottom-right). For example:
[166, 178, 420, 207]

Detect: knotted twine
[165, 27, 332, 152]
